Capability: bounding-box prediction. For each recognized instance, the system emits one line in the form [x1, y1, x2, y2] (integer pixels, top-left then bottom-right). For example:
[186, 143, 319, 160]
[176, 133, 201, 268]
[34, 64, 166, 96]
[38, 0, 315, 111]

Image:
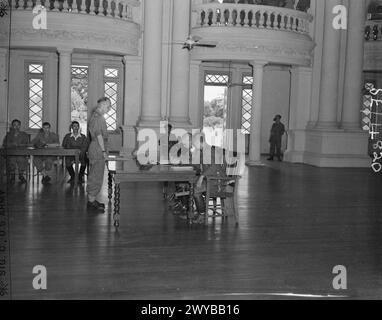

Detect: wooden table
[106, 157, 197, 227]
[1, 147, 81, 186]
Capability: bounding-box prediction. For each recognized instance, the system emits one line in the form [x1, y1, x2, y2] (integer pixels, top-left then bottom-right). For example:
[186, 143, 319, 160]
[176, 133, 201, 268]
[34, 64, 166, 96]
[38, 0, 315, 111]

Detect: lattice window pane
[243, 75, 254, 85]
[241, 88, 253, 134]
[29, 78, 43, 129]
[104, 68, 119, 78]
[71, 65, 89, 77]
[28, 64, 43, 74]
[104, 81, 118, 131]
[205, 74, 229, 85]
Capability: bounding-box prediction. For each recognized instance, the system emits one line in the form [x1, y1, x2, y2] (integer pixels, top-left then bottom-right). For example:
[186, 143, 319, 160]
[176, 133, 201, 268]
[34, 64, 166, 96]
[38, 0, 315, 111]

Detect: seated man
[32, 122, 60, 184]
[191, 132, 228, 220]
[2, 119, 29, 184]
[62, 121, 89, 184]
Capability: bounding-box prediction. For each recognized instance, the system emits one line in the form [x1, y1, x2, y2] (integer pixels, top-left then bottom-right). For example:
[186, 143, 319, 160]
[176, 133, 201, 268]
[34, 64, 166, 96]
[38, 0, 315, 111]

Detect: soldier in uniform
[267, 115, 286, 162]
[2, 119, 29, 184]
[86, 97, 111, 212]
[62, 121, 89, 184]
[32, 122, 60, 184]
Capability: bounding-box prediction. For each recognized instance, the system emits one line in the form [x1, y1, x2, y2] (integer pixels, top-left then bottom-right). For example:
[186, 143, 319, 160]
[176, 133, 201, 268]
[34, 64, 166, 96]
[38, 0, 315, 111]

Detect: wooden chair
[204, 152, 245, 226]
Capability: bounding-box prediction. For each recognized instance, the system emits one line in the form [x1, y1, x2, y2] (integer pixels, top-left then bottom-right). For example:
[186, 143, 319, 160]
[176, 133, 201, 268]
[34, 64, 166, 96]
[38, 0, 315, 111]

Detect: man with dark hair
[62, 121, 89, 184]
[267, 115, 286, 162]
[32, 122, 60, 184]
[2, 119, 29, 184]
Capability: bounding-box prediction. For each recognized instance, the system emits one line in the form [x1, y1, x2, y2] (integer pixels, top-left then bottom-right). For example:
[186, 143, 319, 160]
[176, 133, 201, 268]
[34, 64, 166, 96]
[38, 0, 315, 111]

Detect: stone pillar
[189, 60, 202, 127]
[315, 0, 342, 129]
[139, 0, 163, 127]
[0, 48, 9, 142]
[57, 48, 72, 141]
[121, 56, 142, 156]
[284, 67, 312, 163]
[342, 0, 366, 130]
[169, 0, 191, 127]
[247, 61, 267, 166]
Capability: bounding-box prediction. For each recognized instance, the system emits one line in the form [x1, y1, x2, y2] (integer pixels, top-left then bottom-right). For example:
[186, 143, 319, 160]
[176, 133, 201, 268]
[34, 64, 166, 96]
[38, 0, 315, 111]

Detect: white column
[169, 0, 191, 126]
[315, 0, 342, 129]
[247, 61, 267, 166]
[121, 56, 142, 156]
[189, 60, 202, 127]
[57, 48, 72, 141]
[0, 49, 9, 142]
[139, 0, 163, 126]
[342, 0, 366, 130]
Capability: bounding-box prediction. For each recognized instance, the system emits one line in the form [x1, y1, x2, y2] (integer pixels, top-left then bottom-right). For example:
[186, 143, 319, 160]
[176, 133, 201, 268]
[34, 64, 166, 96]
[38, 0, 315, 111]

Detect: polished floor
[4, 158, 382, 299]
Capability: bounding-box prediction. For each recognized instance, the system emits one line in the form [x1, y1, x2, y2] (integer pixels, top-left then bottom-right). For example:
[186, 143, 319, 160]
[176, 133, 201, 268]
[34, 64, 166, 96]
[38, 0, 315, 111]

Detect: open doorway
[203, 73, 229, 147]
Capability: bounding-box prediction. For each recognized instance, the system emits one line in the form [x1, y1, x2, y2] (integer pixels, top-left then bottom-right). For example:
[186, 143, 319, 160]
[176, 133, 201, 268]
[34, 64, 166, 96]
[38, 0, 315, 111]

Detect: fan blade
[197, 40, 218, 46]
[195, 43, 217, 48]
[191, 35, 202, 42]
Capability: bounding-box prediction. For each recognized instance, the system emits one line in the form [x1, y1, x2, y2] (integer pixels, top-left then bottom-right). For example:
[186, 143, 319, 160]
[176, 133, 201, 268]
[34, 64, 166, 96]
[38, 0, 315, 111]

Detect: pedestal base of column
[246, 160, 266, 167]
[341, 122, 362, 131]
[168, 116, 192, 128]
[286, 129, 370, 168]
[138, 116, 163, 129]
[120, 125, 138, 157]
[314, 121, 339, 130]
[284, 129, 307, 163]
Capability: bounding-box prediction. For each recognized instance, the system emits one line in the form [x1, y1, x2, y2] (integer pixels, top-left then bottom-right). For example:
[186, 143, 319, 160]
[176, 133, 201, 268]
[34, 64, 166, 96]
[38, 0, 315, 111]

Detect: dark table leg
[74, 153, 79, 186]
[108, 171, 114, 201]
[188, 182, 194, 224]
[113, 183, 120, 228]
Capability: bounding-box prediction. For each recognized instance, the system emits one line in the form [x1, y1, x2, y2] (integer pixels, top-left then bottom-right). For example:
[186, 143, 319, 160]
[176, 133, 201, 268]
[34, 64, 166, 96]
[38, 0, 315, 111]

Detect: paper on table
[169, 166, 194, 171]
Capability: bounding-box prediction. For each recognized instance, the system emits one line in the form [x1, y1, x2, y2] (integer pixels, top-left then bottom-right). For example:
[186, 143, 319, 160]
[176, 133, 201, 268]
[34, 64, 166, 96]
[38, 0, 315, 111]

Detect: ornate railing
[9, 0, 137, 20]
[192, 3, 313, 35]
[365, 20, 382, 41]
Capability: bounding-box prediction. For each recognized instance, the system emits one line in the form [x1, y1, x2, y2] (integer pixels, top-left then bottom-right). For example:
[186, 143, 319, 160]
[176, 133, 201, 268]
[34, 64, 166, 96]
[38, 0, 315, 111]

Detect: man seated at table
[32, 122, 60, 184]
[191, 132, 229, 220]
[2, 119, 29, 184]
[62, 121, 89, 184]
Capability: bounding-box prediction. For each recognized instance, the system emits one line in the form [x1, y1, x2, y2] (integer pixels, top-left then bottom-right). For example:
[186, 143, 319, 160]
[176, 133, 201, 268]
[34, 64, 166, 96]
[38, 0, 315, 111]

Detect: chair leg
[233, 192, 239, 226]
[221, 198, 225, 220]
[213, 198, 217, 216]
[205, 189, 210, 226]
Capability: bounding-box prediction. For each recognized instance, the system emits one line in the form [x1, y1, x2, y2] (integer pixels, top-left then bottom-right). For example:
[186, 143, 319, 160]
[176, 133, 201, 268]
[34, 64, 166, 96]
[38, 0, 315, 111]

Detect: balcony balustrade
[8, 0, 137, 21]
[192, 3, 313, 36]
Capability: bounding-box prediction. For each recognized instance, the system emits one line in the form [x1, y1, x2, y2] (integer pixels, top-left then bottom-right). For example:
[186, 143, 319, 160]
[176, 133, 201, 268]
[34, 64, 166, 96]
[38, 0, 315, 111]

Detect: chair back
[226, 151, 245, 178]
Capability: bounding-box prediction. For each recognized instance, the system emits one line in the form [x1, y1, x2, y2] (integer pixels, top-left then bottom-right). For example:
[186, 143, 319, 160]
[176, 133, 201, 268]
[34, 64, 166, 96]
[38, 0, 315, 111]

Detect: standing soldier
[267, 115, 286, 162]
[87, 97, 111, 212]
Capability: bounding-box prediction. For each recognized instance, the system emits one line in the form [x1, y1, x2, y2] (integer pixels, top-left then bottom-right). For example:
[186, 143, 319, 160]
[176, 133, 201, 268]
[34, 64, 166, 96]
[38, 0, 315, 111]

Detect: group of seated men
[2, 119, 88, 185]
[159, 124, 238, 221]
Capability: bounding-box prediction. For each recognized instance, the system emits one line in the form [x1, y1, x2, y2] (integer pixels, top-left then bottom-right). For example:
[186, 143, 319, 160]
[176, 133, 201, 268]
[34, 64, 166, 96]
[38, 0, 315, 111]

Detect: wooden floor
[4, 158, 382, 300]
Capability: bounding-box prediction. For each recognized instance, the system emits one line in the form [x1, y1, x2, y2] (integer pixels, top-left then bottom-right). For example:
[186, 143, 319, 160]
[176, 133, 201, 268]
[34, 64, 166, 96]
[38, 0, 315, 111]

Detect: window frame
[240, 73, 254, 135]
[103, 65, 122, 133]
[25, 61, 46, 132]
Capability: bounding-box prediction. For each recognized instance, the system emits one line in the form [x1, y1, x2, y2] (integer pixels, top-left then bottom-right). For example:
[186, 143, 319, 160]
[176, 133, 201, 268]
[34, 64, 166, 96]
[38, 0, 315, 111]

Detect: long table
[106, 157, 197, 227]
[1, 147, 81, 186]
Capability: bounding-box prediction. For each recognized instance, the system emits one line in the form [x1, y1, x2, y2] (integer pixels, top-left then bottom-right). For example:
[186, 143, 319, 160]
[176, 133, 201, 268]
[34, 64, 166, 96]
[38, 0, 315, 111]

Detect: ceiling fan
[171, 35, 218, 51]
